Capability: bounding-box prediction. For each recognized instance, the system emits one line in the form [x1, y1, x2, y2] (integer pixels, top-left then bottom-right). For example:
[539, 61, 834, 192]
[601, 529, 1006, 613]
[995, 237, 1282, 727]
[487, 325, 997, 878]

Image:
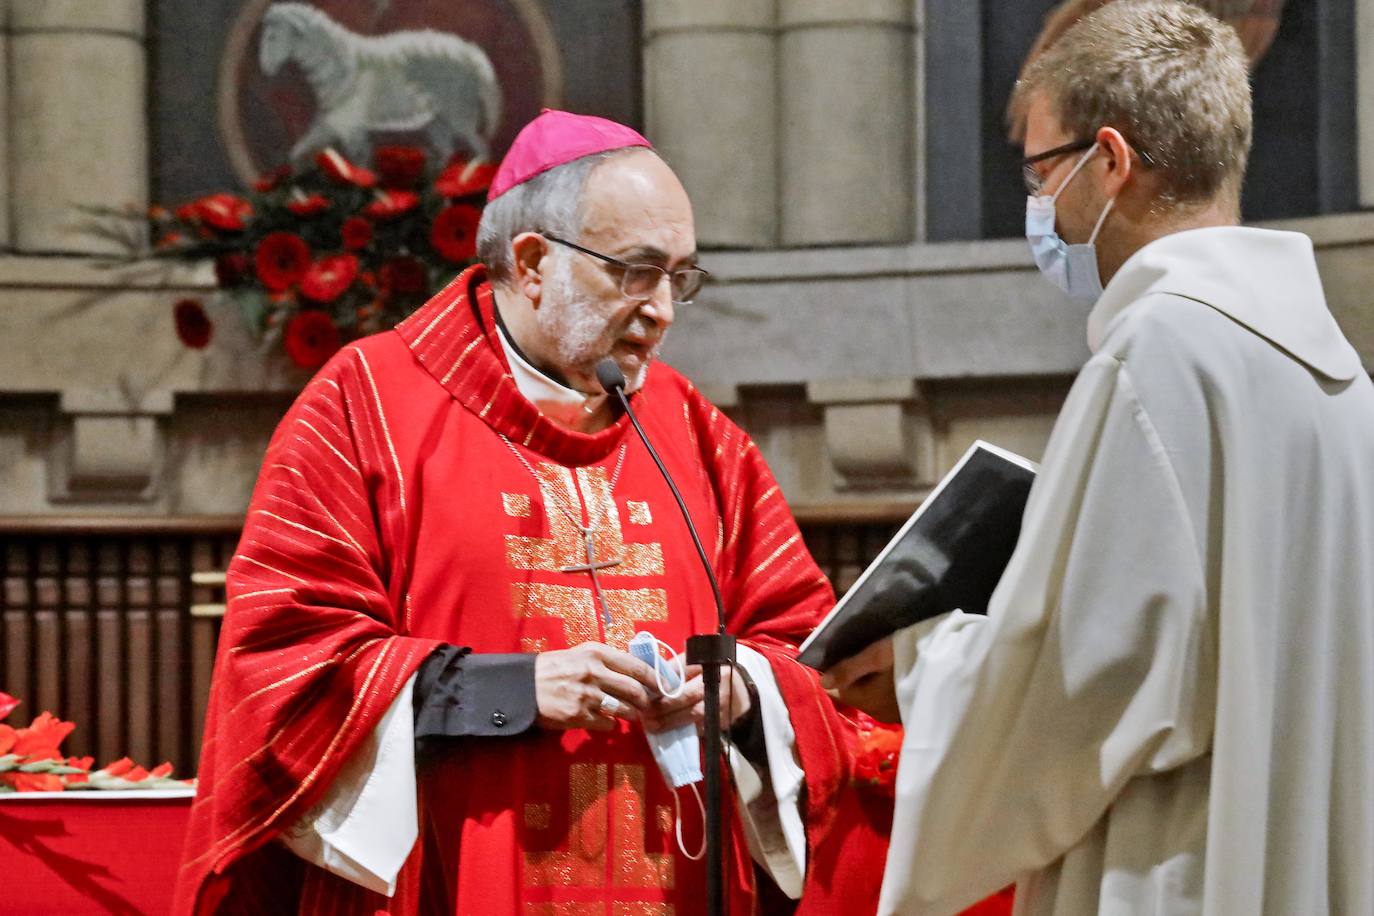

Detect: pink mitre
[488, 109, 653, 201]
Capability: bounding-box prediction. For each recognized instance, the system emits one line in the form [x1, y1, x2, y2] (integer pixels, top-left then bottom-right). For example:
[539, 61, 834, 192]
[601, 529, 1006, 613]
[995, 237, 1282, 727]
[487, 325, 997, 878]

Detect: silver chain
[498, 435, 629, 626]
[497, 434, 628, 529]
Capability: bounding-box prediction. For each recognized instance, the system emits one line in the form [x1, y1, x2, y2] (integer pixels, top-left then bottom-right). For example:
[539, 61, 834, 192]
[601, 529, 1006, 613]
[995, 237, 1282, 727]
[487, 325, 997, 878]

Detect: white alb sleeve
[726, 644, 807, 898]
[280, 673, 419, 897]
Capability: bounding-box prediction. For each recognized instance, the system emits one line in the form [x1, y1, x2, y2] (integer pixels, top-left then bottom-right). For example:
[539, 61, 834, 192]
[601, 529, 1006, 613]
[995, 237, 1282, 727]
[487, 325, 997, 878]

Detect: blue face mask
[628, 632, 706, 861]
[1026, 144, 1116, 303]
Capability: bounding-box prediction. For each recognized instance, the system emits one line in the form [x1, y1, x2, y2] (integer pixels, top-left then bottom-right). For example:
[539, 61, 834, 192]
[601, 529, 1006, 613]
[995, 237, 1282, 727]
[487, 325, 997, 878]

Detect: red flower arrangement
[255, 230, 312, 292]
[0, 692, 191, 793]
[435, 159, 497, 198]
[174, 298, 214, 349]
[284, 310, 342, 370]
[341, 216, 373, 251]
[286, 192, 331, 217]
[317, 148, 377, 188]
[376, 145, 427, 188]
[378, 255, 429, 298]
[431, 204, 481, 263]
[301, 254, 360, 304]
[363, 190, 421, 220]
[89, 145, 490, 371]
[853, 721, 904, 796]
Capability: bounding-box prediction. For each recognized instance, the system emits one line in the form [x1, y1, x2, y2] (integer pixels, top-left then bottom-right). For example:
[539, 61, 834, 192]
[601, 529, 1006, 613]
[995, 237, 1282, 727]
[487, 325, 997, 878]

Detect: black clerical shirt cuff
[726, 663, 767, 765]
[413, 646, 537, 754]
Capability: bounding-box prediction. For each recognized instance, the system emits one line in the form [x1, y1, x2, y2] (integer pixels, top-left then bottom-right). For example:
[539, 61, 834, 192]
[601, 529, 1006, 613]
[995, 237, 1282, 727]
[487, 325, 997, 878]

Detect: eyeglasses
[1020, 138, 1156, 196]
[544, 234, 709, 305]
[1020, 139, 1097, 196]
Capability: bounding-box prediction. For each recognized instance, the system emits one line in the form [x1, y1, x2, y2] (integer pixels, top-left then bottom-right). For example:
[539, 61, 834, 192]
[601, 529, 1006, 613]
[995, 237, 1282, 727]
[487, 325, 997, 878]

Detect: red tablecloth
[0, 790, 193, 915]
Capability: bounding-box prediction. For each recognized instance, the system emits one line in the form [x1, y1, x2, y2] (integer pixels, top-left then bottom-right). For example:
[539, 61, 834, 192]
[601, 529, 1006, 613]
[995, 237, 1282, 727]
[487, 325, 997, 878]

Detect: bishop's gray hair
[477, 149, 630, 284]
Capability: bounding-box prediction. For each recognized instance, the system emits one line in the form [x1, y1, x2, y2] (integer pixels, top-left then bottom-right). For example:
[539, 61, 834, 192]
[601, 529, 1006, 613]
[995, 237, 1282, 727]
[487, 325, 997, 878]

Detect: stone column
[0, 0, 10, 249]
[1360, 0, 1374, 207]
[10, 0, 147, 254]
[644, 0, 779, 248]
[779, 0, 914, 246]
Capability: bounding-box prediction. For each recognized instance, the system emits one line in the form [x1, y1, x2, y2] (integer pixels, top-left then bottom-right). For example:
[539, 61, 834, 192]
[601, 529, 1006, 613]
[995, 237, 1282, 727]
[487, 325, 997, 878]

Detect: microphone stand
[597, 360, 734, 916]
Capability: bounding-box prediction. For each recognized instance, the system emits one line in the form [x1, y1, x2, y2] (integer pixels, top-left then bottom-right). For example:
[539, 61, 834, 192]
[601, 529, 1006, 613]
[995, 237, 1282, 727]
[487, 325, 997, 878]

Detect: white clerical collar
[495, 322, 612, 430]
[1088, 225, 1362, 381]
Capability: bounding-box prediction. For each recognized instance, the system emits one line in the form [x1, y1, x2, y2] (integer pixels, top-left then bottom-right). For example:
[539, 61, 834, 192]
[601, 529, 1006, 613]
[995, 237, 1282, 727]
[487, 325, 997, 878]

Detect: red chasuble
[175, 266, 889, 915]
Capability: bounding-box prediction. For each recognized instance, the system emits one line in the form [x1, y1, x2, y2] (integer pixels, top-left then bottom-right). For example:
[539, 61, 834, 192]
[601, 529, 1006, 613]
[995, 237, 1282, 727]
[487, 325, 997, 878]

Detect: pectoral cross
[560, 524, 621, 624]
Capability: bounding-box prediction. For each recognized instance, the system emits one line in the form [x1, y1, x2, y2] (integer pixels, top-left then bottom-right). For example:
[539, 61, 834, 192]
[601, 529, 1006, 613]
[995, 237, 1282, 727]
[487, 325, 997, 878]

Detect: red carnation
[853, 724, 903, 796]
[193, 192, 253, 231]
[435, 158, 496, 198]
[375, 145, 427, 188]
[341, 216, 373, 250]
[430, 204, 480, 262]
[284, 311, 342, 369]
[173, 298, 213, 349]
[214, 252, 251, 288]
[378, 256, 428, 298]
[363, 190, 419, 220]
[316, 148, 376, 188]
[286, 192, 330, 217]
[300, 254, 359, 303]
[255, 231, 311, 291]
[0, 691, 19, 720]
[253, 164, 292, 192]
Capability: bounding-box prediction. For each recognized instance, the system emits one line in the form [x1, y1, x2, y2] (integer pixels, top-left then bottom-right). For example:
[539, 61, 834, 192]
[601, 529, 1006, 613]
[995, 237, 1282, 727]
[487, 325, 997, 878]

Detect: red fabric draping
[176, 266, 889, 914]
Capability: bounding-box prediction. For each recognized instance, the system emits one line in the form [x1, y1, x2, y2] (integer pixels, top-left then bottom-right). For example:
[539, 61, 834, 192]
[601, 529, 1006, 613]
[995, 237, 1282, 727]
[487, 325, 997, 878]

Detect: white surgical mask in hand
[627, 631, 706, 860]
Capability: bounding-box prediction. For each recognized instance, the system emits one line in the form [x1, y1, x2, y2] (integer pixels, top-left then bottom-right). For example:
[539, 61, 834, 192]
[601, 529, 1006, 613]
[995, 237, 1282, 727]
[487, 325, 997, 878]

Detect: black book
[798, 441, 1036, 671]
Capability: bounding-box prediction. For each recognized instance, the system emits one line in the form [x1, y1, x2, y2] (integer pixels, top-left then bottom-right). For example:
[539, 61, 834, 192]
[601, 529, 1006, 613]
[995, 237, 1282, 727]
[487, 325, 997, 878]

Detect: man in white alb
[826, 3, 1374, 914]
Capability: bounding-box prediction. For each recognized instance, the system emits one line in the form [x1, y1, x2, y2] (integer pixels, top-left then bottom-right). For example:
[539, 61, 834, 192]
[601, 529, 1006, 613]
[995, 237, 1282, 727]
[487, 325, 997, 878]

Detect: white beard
[539, 251, 661, 393]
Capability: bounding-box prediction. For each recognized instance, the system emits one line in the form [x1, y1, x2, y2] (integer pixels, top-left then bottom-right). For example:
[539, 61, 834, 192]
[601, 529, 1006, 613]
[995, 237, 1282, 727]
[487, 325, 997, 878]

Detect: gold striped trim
[295, 419, 360, 477]
[440, 335, 483, 385]
[196, 640, 398, 869]
[355, 349, 407, 517]
[232, 554, 309, 585]
[411, 298, 459, 347]
[753, 532, 800, 577]
[253, 510, 365, 557]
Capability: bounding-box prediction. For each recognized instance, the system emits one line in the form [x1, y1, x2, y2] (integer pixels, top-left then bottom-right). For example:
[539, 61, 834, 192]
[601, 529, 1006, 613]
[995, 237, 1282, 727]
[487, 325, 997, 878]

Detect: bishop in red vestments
[175, 112, 889, 915]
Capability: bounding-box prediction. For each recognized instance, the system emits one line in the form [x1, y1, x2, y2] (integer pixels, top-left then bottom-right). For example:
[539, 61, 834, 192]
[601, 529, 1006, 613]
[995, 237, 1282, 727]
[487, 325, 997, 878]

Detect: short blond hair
[1015, 0, 1253, 205]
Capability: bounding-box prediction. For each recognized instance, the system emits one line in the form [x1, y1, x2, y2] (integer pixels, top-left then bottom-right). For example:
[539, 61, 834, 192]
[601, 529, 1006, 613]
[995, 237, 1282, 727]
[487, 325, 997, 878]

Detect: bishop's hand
[534, 642, 660, 732]
[638, 664, 752, 734]
[821, 636, 901, 723]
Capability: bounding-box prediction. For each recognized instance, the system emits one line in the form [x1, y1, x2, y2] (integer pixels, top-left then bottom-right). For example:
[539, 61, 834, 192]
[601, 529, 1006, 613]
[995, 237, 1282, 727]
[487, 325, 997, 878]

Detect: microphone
[597, 356, 735, 916]
[596, 358, 726, 634]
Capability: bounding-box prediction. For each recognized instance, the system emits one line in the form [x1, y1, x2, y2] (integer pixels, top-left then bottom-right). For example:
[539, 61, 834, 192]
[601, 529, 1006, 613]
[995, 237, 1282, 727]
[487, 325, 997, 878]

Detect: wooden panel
[191, 617, 218, 762]
[96, 608, 125, 766]
[0, 515, 891, 775]
[34, 611, 61, 718]
[62, 609, 94, 759]
[799, 519, 903, 596]
[126, 609, 153, 765]
[158, 609, 184, 767]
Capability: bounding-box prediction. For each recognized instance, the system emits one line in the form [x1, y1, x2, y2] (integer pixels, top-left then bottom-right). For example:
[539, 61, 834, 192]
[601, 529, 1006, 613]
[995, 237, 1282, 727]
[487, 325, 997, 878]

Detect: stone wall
[2, 1, 1374, 520]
